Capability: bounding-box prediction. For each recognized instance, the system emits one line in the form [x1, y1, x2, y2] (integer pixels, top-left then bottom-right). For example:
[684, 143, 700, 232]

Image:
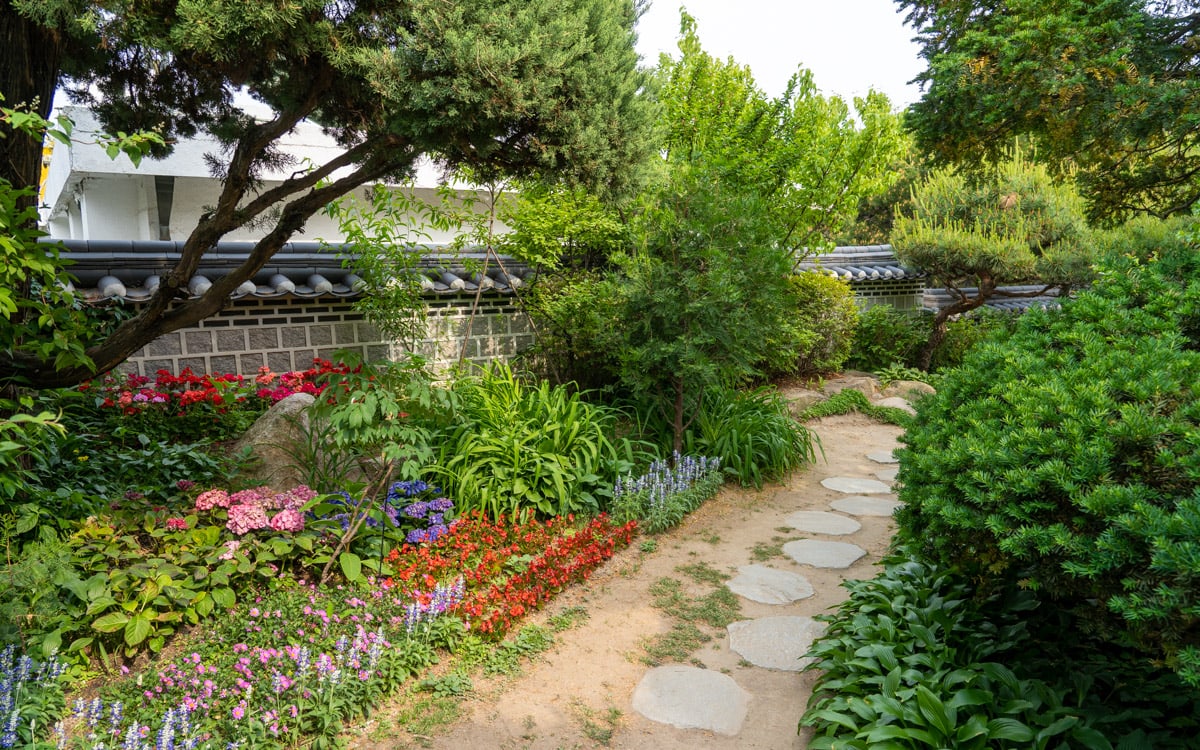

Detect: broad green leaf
[339, 551, 363, 582]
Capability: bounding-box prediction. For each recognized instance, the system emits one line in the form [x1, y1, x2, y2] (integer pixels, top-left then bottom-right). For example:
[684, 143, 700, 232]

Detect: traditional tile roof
[50, 240, 534, 303]
[795, 245, 922, 282]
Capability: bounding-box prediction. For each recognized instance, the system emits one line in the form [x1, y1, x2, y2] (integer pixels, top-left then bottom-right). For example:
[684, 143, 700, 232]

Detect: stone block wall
[848, 278, 926, 311]
[122, 295, 534, 377]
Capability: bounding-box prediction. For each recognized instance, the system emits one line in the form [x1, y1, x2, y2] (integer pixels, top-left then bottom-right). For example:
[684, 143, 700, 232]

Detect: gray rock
[783, 539, 866, 568]
[783, 510, 861, 535]
[876, 467, 899, 482]
[231, 393, 315, 489]
[728, 616, 826, 671]
[874, 396, 917, 415]
[881, 380, 936, 400]
[783, 389, 827, 418]
[831, 495, 903, 517]
[821, 374, 879, 399]
[821, 476, 893, 494]
[726, 565, 814, 604]
[866, 450, 898, 464]
[632, 666, 750, 735]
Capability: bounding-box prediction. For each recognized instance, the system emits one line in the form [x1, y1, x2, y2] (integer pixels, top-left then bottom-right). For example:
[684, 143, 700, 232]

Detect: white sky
[634, 0, 925, 110]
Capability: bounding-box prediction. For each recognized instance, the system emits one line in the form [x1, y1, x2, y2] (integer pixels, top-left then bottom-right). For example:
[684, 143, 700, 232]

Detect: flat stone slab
[728, 616, 826, 671]
[831, 495, 903, 517]
[867, 450, 898, 464]
[783, 510, 861, 535]
[632, 666, 750, 735]
[875, 396, 917, 415]
[876, 468, 899, 482]
[726, 565, 814, 604]
[783, 539, 866, 568]
[821, 476, 893, 494]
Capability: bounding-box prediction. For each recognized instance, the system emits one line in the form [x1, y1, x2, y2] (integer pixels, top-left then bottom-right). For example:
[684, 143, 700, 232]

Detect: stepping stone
[876, 468, 899, 482]
[726, 565, 814, 604]
[831, 496, 903, 517]
[783, 510, 861, 536]
[728, 616, 826, 671]
[867, 450, 898, 464]
[783, 539, 866, 568]
[821, 476, 892, 494]
[632, 666, 750, 735]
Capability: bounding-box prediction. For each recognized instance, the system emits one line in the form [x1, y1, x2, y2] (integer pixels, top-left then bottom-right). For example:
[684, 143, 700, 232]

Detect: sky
[633, 0, 926, 110]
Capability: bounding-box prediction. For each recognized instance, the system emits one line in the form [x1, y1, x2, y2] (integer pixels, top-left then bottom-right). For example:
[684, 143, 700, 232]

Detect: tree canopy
[0, 0, 655, 388]
[899, 0, 1200, 222]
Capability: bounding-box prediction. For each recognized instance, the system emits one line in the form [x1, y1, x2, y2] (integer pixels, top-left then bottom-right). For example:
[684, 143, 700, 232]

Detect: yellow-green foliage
[763, 273, 858, 377]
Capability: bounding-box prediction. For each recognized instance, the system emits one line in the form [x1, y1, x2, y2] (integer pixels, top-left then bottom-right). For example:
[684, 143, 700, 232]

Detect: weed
[547, 606, 590, 632]
[389, 691, 461, 746]
[571, 702, 622, 745]
[751, 540, 785, 561]
[642, 623, 710, 665]
[701, 532, 721, 545]
[417, 671, 474, 697]
[676, 561, 728, 586]
[639, 539, 658, 553]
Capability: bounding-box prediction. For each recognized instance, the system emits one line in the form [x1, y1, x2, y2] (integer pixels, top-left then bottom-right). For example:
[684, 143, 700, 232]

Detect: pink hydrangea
[195, 489, 230, 511]
[165, 517, 188, 531]
[270, 508, 305, 533]
[218, 540, 241, 560]
[283, 485, 318, 509]
[230, 488, 270, 507]
[227, 503, 270, 535]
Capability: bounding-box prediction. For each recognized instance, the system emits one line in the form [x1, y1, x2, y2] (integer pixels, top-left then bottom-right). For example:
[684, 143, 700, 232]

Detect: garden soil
[348, 414, 903, 750]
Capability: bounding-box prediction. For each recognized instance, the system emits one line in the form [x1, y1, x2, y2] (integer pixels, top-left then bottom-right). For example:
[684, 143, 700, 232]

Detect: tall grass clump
[683, 386, 817, 487]
[434, 363, 639, 521]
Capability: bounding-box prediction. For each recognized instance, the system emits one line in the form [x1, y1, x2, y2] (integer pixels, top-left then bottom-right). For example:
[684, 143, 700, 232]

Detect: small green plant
[751, 540, 786, 562]
[638, 539, 658, 554]
[417, 671, 474, 698]
[611, 453, 724, 534]
[642, 575, 741, 665]
[796, 388, 911, 426]
[873, 363, 931, 388]
[572, 701, 622, 746]
[547, 606, 590, 633]
[846, 305, 930, 372]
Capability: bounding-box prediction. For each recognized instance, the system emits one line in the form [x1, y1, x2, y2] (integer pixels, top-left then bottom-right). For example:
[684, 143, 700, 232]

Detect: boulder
[231, 393, 316, 489]
[881, 380, 936, 400]
[781, 388, 827, 418]
[874, 396, 917, 415]
[821, 372, 879, 399]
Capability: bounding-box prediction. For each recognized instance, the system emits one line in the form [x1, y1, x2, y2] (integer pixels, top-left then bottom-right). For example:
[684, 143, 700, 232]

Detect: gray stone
[231, 393, 316, 489]
[831, 495, 903, 517]
[726, 565, 814, 604]
[631, 666, 749, 735]
[822, 374, 879, 398]
[881, 380, 936, 400]
[876, 468, 899, 482]
[728, 616, 826, 671]
[783, 539, 866, 568]
[783, 511, 861, 535]
[866, 450, 898, 464]
[783, 389, 827, 418]
[875, 396, 917, 415]
[821, 476, 893, 494]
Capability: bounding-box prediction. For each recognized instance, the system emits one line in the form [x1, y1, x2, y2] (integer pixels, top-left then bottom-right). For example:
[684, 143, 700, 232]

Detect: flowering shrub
[194, 486, 318, 536]
[0, 645, 66, 748]
[610, 453, 723, 533]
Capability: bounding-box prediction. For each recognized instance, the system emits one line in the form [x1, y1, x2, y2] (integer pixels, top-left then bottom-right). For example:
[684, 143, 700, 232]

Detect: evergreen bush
[895, 255, 1200, 683]
[846, 305, 929, 372]
[762, 273, 858, 377]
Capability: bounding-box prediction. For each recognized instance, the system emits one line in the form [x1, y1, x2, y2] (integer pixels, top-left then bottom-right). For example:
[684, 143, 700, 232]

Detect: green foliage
[610, 454, 724, 534]
[801, 550, 1200, 749]
[847, 306, 930, 372]
[893, 144, 1097, 369]
[796, 389, 912, 427]
[895, 255, 1200, 684]
[899, 0, 1200, 222]
[765, 273, 859, 377]
[517, 272, 622, 389]
[497, 183, 631, 271]
[682, 386, 818, 488]
[316, 353, 451, 481]
[434, 363, 632, 520]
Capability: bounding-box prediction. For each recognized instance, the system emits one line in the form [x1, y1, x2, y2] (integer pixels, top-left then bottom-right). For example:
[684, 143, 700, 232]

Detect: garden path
[350, 413, 903, 749]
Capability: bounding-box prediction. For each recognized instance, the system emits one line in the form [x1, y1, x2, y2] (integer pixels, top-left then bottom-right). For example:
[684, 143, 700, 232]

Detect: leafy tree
[606, 14, 905, 452]
[899, 0, 1200, 221]
[891, 145, 1096, 370]
[0, 0, 655, 389]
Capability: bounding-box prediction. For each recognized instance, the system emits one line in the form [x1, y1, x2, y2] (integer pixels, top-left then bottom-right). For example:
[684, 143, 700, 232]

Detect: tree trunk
[917, 296, 985, 371]
[0, 2, 66, 200]
[673, 376, 685, 455]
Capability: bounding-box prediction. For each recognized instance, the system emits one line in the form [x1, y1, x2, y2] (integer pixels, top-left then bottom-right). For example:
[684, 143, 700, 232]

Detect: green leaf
[339, 551, 363, 582]
[125, 611, 153, 646]
[92, 612, 130, 633]
[987, 717, 1035, 743]
[211, 587, 236, 610]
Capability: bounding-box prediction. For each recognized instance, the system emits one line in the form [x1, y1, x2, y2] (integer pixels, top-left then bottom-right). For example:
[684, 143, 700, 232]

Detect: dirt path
[350, 414, 903, 749]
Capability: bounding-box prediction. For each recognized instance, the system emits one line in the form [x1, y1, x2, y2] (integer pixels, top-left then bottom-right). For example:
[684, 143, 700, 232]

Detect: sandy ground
[348, 414, 903, 750]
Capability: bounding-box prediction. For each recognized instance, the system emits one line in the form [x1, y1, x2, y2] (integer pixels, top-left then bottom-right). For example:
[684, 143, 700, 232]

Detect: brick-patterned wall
[849, 278, 926, 311]
[122, 295, 534, 377]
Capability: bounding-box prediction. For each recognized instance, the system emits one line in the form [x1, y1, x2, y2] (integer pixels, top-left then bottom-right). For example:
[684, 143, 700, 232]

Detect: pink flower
[232, 703, 246, 720]
[165, 517, 188, 531]
[227, 503, 270, 535]
[218, 540, 241, 560]
[195, 489, 230, 511]
[270, 508, 305, 533]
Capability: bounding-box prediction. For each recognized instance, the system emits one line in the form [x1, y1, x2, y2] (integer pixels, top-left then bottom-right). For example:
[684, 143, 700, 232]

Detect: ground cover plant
[610, 453, 723, 534]
[801, 551, 1200, 749]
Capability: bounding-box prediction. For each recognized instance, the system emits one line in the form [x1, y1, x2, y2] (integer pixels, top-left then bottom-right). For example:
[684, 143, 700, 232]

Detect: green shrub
[930, 308, 1013, 372]
[762, 273, 859, 378]
[517, 272, 622, 390]
[845, 304, 929, 372]
[801, 550, 1200, 748]
[434, 363, 635, 520]
[682, 386, 818, 488]
[895, 256, 1200, 684]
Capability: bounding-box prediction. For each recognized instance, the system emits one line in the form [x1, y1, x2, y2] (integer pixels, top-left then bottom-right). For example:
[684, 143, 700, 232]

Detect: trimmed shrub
[761, 273, 859, 377]
[846, 304, 929, 372]
[895, 256, 1200, 683]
